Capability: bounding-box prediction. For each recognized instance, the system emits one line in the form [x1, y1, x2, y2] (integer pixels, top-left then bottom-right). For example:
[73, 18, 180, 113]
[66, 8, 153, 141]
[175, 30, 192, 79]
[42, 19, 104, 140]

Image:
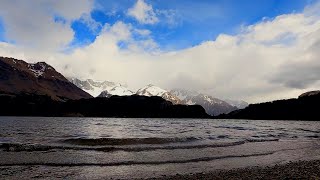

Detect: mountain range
[0, 55, 248, 116]
[69, 78, 248, 115]
[1, 56, 320, 120]
[67, 78, 129, 97]
[0, 56, 209, 118]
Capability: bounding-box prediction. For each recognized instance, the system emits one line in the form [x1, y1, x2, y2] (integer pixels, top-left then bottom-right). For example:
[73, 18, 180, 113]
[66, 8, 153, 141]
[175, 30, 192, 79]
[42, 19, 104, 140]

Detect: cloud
[269, 28, 320, 89]
[127, 0, 159, 24]
[156, 9, 181, 28]
[134, 29, 151, 36]
[1, 1, 320, 104]
[93, 21, 158, 52]
[0, 0, 93, 50]
[304, 1, 320, 17]
[79, 14, 102, 34]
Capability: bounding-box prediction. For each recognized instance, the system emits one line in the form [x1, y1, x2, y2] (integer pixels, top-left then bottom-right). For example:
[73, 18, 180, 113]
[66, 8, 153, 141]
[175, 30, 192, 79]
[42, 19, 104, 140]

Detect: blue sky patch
[0, 18, 6, 42]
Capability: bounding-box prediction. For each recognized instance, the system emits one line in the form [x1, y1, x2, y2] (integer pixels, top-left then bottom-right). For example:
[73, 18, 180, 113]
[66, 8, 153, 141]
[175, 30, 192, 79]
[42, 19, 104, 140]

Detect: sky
[0, 0, 320, 103]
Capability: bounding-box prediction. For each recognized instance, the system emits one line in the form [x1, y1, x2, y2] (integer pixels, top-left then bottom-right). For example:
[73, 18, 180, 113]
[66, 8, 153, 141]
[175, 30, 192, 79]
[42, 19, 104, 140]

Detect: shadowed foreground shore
[150, 160, 320, 180]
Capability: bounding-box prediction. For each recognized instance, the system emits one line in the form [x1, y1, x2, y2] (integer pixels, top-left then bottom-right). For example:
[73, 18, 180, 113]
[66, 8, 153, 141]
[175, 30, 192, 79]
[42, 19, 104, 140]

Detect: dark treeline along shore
[217, 91, 320, 120]
[1, 55, 320, 120]
[0, 94, 209, 118]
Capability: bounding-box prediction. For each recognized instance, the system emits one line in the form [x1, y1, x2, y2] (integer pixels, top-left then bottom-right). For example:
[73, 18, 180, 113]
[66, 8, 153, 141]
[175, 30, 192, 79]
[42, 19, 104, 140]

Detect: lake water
[1, 117, 320, 179]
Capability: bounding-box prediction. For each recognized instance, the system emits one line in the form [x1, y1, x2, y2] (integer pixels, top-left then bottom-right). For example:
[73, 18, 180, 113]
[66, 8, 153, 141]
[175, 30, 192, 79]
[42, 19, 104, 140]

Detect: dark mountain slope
[0, 56, 92, 101]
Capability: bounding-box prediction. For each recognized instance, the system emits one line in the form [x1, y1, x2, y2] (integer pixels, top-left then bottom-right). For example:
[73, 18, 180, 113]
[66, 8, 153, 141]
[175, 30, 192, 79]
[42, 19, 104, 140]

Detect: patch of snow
[109, 86, 134, 96]
[28, 63, 46, 77]
[170, 89, 199, 100]
[98, 85, 134, 98]
[136, 84, 167, 96]
[69, 78, 130, 97]
[186, 99, 196, 105]
[136, 85, 182, 104]
[85, 85, 107, 97]
[204, 95, 214, 104]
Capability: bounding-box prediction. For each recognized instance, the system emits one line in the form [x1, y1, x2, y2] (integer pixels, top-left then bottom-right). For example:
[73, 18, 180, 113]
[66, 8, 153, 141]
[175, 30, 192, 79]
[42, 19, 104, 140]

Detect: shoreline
[151, 160, 320, 180]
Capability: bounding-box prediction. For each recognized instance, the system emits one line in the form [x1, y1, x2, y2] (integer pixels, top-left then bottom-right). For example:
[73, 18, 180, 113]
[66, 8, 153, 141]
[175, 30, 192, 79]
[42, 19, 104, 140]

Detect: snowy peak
[170, 89, 238, 116]
[98, 85, 134, 98]
[87, 79, 119, 89]
[170, 88, 199, 100]
[136, 84, 167, 96]
[109, 86, 134, 96]
[137, 85, 182, 104]
[160, 92, 182, 105]
[224, 99, 249, 109]
[68, 78, 122, 97]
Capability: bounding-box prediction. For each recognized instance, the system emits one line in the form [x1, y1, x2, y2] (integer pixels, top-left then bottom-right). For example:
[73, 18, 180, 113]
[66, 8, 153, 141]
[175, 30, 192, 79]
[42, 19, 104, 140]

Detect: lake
[1, 117, 320, 179]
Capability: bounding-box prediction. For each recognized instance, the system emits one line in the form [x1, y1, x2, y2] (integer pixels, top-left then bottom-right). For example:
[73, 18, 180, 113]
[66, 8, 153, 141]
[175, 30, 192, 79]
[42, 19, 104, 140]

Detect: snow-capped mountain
[224, 99, 249, 109]
[170, 89, 238, 116]
[171, 89, 199, 101]
[68, 77, 247, 114]
[136, 84, 182, 104]
[98, 86, 134, 98]
[68, 80, 182, 104]
[68, 78, 123, 97]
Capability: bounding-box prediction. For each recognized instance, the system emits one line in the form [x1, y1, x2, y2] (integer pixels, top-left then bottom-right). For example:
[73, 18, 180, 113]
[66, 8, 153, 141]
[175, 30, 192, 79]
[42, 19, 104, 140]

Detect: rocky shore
[150, 160, 320, 180]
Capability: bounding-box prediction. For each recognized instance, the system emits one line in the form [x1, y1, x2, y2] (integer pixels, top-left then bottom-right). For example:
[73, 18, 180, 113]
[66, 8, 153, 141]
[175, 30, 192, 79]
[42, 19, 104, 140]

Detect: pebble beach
[152, 160, 320, 180]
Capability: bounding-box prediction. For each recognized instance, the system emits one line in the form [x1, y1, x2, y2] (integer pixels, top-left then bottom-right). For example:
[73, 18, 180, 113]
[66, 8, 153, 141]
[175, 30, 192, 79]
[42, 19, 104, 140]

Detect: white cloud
[127, 0, 179, 27]
[156, 9, 181, 27]
[79, 14, 102, 33]
[48, 0, 93, 20]
[104, 21, 132, 41]
[0, 0, 93, 50]
[134, 29, 151, 36]
[127, 0, 159, 24]
[1, 1, 320, 104]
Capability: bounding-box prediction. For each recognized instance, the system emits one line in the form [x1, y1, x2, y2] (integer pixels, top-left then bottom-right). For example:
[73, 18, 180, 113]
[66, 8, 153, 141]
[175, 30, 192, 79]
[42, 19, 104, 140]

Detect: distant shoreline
[151, 160, 320, 180]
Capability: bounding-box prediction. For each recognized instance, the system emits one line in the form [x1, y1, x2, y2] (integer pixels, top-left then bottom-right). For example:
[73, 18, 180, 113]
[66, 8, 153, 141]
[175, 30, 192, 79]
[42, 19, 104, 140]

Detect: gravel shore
[150, 160, 320, 180]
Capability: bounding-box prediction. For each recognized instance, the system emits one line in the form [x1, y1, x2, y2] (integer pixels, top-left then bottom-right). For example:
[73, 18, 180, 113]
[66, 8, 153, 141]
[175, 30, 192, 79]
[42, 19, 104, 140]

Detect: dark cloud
[271, 65, 320, 89]
[270, 37, 320, 89]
